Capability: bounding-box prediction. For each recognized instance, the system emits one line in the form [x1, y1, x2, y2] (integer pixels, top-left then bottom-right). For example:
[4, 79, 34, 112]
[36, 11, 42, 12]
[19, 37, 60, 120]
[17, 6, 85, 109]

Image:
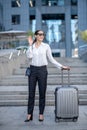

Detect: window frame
[11, 14, 20, 25]
[11, 0, 21, 8]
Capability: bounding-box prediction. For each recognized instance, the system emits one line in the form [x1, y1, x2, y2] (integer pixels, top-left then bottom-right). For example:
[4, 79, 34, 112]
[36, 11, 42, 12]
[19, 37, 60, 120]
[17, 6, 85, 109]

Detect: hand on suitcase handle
[61, 66, 70, 71]
[61, 66, 70, 86]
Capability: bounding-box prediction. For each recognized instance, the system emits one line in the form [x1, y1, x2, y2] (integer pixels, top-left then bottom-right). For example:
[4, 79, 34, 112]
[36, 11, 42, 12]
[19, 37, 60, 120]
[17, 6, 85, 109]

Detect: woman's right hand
[27, 36, 33, 46]
[61, 66, 70, 70]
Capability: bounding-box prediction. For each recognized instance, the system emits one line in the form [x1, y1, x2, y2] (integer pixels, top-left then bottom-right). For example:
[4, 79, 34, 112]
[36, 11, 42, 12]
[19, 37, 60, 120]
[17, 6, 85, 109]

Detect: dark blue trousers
[27, 65, 48, 115]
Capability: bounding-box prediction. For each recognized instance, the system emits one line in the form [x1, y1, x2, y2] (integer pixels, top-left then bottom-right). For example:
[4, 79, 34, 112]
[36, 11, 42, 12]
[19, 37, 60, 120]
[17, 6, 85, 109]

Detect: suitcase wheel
[55, 118, 58, 122]
[73, 117, 78, 122]
[55, 117, 60, 122]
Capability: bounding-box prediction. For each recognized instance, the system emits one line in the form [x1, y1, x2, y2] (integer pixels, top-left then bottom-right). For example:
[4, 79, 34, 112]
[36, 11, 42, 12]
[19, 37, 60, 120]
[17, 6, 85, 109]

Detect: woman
[25, 30, 70, 122]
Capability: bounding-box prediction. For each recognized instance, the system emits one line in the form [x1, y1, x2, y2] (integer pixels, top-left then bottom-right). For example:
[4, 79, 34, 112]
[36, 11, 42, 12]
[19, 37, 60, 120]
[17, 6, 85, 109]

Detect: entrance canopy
[0, 30, 27, 41]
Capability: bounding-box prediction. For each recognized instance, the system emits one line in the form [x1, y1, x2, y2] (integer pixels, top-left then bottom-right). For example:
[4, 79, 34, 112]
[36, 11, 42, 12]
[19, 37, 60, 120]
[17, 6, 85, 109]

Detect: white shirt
[26, 42, 63, 69]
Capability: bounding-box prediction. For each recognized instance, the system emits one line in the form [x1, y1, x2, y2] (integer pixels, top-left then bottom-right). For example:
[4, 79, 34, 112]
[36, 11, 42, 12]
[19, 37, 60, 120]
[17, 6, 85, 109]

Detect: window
[12, 15, 20, 25]
[42, 0, 64, 6]
[71, 0, 77, 5]
[11, 0, 21, 7]
[42, 0, 57, 6]
[29, 0, 35, 7]
[58, 0, 64, 6]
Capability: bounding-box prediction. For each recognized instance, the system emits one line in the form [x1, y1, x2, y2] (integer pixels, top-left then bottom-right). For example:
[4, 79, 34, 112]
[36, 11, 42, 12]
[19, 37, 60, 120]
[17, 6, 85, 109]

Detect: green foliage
[27, 30, 34, 37]
[80, 30, 87, 42]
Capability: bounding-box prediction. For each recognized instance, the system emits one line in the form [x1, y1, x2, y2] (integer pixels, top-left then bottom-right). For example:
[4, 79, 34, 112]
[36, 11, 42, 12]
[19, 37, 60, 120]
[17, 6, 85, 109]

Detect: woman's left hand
[61, 66, 70, 70]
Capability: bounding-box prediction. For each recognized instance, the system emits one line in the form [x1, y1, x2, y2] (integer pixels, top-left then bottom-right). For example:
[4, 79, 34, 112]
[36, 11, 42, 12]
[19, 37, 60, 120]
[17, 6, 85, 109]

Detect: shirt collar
[33, 42, 44, 48]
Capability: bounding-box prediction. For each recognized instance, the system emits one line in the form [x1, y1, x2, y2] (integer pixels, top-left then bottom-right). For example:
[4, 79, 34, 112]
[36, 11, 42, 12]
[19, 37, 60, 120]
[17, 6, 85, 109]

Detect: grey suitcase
[55, 70, 79, 122]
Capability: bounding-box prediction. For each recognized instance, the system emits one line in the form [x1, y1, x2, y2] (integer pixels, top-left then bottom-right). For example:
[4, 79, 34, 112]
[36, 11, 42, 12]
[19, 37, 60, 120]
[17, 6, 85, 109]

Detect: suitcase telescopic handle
[61, 69, 70, 87]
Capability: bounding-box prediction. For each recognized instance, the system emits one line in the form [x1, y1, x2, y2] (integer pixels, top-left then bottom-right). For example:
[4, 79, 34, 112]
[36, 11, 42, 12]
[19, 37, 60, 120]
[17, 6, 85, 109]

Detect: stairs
[0, 57, 87, 106]
[0, 85, 87, 106]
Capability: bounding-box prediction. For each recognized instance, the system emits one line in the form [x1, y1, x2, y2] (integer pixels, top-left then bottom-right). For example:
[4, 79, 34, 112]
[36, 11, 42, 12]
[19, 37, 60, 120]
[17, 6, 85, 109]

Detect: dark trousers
[27, 65, 48, 115]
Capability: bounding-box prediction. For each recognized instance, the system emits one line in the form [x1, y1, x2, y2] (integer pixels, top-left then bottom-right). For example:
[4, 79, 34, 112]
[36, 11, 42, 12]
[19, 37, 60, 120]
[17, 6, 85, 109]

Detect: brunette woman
[24, 30, 70, 122]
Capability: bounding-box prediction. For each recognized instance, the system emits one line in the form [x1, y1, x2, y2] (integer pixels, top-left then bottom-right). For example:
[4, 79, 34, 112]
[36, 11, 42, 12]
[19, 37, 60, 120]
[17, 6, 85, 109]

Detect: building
[0, 0, 87, 57]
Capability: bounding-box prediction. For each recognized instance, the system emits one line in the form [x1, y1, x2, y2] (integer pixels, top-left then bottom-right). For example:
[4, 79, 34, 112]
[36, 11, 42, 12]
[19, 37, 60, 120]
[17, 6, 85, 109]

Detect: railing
[52, 49, 60, 57]
[79, 45, 87, 62]
[0, 49, 27, 79]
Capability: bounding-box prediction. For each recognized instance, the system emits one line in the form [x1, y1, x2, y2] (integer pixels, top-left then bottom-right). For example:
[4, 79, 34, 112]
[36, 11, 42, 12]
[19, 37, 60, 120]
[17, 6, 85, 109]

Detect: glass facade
[1, 0, 86, 57]
[42, 0, 64, 6]
[71, 19, 78, 48]
[42, 20, 65, 49]
[29, 0, 65, 7]
[29, 0, 80, 57]
[31, 17, 78, 56]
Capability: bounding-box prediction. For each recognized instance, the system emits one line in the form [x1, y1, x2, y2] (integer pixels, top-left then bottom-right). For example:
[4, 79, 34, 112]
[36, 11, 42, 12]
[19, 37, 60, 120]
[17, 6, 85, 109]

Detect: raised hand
[27, 36, 33, 46]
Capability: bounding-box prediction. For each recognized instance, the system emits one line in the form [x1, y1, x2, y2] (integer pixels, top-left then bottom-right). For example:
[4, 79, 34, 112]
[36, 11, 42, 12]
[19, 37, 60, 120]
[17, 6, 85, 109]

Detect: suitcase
[55, 69, 79, 122]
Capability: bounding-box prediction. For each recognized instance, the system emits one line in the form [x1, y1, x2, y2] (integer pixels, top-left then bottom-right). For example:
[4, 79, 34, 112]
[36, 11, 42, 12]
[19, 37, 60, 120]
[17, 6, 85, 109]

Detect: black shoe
[38, 115, 44, 122]
[39, 118, 44, 122]
[24, 115, 33, 122]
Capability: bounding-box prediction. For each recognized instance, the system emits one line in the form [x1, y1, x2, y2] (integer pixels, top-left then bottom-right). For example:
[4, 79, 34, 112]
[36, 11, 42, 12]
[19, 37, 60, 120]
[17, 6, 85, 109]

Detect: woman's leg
[38, 67, 48, 115]
[27, 69, 37, 115]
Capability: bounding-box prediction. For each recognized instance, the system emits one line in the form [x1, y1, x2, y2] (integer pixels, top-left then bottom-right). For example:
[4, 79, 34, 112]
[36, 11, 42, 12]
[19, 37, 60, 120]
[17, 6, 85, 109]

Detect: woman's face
[35, 31, 45, 42]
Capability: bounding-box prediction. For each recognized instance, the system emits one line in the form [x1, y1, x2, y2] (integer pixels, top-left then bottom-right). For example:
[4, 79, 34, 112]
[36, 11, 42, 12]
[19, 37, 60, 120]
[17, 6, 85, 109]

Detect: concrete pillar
[0, 1, 3, 26]
[78, 0, 87, 47]
[36, 0, 42, 30]
[65, 0, 72, 57]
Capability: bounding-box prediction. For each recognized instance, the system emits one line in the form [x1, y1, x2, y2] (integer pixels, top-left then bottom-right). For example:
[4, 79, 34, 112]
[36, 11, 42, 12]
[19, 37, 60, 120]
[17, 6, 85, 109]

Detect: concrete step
[0, 80, 87, 86]
[0, 94, 54, 100]
[1, 57, 87, 85]
[0, 74, 87, 85]
[0, 93, 87, 100]
[13, 67, 87, 75]
[0, 98, 87, 106]
[0, 100, 55, 106]
[2, 74, 87, 79]
[0, 57, 87, 105]
[0, 85, 87, 106]
[23, 57, 87, 67]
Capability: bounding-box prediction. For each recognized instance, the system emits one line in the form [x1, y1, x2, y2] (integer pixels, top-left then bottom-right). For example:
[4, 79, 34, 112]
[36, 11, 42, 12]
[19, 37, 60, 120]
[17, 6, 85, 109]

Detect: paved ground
[0, 106, 87, 130]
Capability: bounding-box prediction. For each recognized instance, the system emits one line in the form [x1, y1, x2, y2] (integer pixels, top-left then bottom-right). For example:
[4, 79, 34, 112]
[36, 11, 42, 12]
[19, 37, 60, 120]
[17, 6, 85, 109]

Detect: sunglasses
[37, 33, 45, 36]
